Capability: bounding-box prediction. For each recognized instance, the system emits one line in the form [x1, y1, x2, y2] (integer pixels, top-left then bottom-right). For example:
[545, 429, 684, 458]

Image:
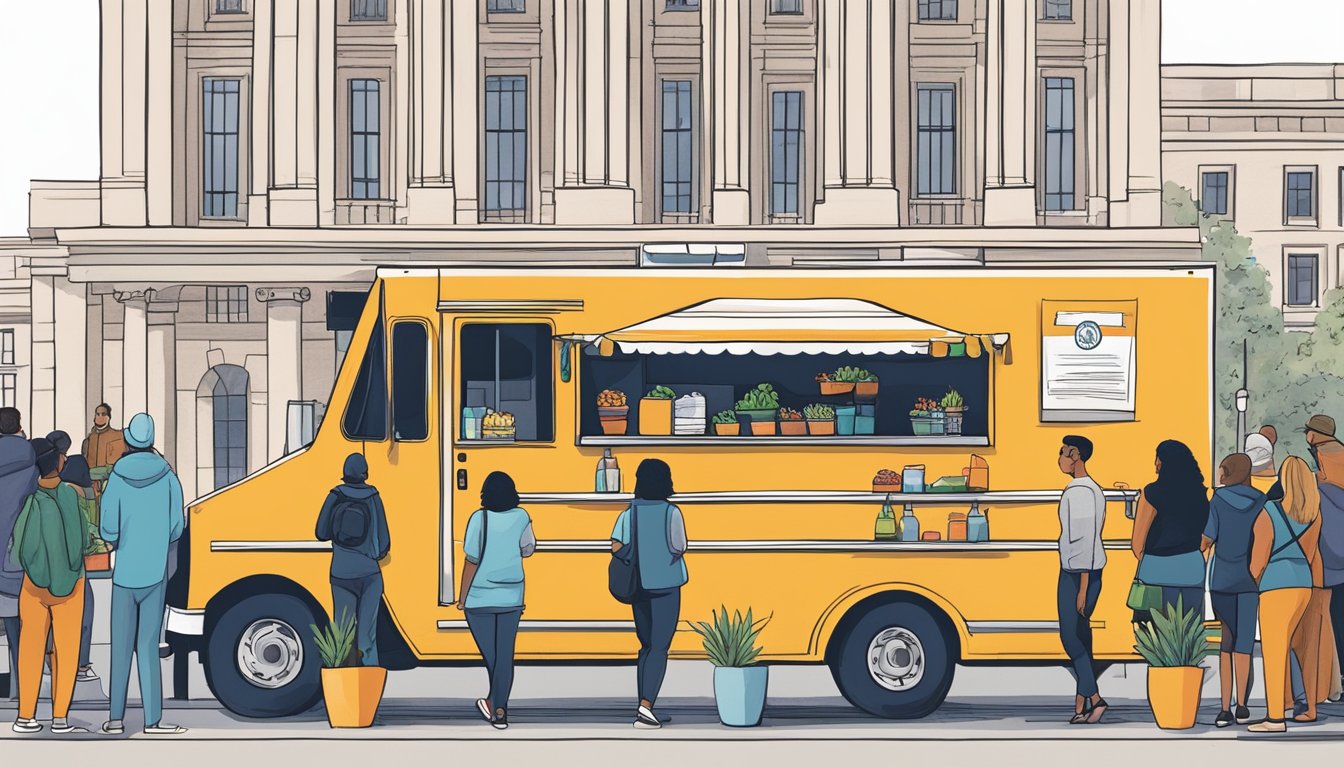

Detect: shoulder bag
[608, 505, 642, 604]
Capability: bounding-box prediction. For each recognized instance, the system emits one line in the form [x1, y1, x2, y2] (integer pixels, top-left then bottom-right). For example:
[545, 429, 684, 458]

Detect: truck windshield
[343, 314, 388, 441]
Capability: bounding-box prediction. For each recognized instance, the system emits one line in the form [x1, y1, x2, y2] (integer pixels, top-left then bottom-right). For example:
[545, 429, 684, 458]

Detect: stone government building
[4, 0, 1205, 501]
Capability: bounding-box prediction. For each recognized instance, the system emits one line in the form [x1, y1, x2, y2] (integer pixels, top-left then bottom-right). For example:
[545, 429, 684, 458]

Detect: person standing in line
[60, 454, 101, 684]
[97, 414, 186, 736]
[1305, 415, 1344, 483]
[1054, 435, 1109, 725]
[82, 403, 124, 496]
[1317, 420, 1344, 697]
[454, 471, 534, 730]
[611, 459, 688, 730]
[315, 453, 390, 668]
[1131, 440, 1211, 623]
[1249, 455, 1321, 733]
[10, 438, 88, 734]
[1201, 453, 1266, 728]
[1246, 429, 1278, 496]
[0, 408, 37, 702]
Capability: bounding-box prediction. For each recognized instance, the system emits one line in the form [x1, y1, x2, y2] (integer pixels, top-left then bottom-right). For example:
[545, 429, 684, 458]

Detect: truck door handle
[456, 469, 468, 490]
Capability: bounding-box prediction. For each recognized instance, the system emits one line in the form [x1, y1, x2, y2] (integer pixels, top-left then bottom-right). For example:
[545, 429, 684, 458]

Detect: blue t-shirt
[463, 507, 535, 610]
[611, 501, 688, 592]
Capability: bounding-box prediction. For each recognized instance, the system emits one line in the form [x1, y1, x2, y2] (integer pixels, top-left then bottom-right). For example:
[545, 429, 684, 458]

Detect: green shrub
[1133, 597, 1211, 667]
[803, 403, 835, 420]
[644, 385, 676, 400]
[311, 608, 358, 668]
[735, 383, 781, 411]
[687, 606, 772, 667]
[711, 410, 738, 424]
[832, 366, 875, 383]
[940, 389, 964, 409]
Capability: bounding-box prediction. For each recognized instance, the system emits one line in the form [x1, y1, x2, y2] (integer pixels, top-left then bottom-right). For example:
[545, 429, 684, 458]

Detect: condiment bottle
[874, 495, 897, 540]
[595, 449, 621, 493]
[967, 503, 989, 542]
[947, 511, 968, 542]
[898, 504, 921, 542]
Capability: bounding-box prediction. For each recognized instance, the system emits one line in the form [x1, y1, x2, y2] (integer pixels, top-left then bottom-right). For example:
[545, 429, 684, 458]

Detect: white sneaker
[634, 705, 662, 729]
[144, 723, 188, 735]
[11, 718, 42, 734]
[76, 666, 99, 683]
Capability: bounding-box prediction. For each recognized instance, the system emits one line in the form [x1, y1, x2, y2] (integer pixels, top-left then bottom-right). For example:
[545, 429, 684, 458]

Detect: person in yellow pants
[8, 437, 89, 735]
[1250, 455, 1321, 733]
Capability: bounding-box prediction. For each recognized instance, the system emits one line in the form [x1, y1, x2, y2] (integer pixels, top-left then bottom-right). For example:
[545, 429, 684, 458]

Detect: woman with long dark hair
[456, 471, 535, 730]
[610, 459, 687, 729]
[1131, 440, 1211, 623]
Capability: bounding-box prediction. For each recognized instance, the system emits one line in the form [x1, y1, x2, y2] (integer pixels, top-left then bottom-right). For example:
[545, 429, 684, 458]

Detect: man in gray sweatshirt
[1056, 434, 1108, 724]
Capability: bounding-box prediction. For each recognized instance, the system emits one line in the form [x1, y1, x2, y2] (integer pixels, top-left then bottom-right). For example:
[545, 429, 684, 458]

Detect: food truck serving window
[1040, 299, 1138, 422]
[460, 324, 554, 442]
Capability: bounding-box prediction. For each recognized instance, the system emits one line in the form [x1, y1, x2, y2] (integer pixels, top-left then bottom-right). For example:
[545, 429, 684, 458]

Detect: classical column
[28, 274, 56, 436]
[100, 0, 148, 225]
[146, 0, 173, 225]
[982, 0, 1038, 226]
[269, 0, 319, 226]
[814, 0, 901, 226]
[704, 0, 749, 224]
[257, 287, 311, 461]
[405, 0, 457, 224]
[116, 290, 150, 419]
[552, 0, 636, 225]
[317, 0, 337, 226]
[54, 277, 89, 437]
[1109, 0, 1162, 226]
[146, 291, 179, 464]
[450, 0, 479, 221]
[249, 0, 274, 225]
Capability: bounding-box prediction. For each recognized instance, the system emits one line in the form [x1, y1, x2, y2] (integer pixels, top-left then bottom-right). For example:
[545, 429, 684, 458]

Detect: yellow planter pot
[1146, 666, 1205, 730]
[638, 398, 673, 435]
[321, 666, 388, 728]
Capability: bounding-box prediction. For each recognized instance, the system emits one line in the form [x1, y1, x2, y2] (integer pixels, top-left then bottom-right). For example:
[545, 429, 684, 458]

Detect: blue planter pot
[713, 665, 768, 727]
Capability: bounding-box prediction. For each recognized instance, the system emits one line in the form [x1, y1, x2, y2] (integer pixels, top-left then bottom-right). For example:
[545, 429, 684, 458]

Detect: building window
[660, 80, 696, 217]
[916, 84, 956, 197]
[1287, 253, 1320, 307]
[1201, 171, 1229, 216]
[770, 0, 803, 13]
[460, 324, 554, 442]
[484, 75, 528, 221]
[1285, 168, 1316, 223]
[206, 286, 249, 323]
[1042, 0, 1071, 20]
[917, 0, 957, 21]
[665, 0, 699, 9]
[0, 374, 15, 409]
[350, 0, 387, 21]
[216, 0, 245, 13]
[1043, 77, 1076, 212]
[350, 79, 381, 200]
[202, 78, 241, 219]
[0, 329, 12, 366]
[770, 91, 805, 218]
[487, 0, 525, 12]
[207, 364, 249, 490]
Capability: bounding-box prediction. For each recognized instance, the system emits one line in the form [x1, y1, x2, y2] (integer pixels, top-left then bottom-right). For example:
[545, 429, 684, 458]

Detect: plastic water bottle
[596, 449, 621, 493]
[898, 504, 921, 542]
[875, 495, 898, 540]
[967, 503, 989, 542]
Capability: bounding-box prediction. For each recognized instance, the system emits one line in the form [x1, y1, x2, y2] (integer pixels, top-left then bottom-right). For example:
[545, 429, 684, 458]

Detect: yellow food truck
[165, 264, 1214, 719]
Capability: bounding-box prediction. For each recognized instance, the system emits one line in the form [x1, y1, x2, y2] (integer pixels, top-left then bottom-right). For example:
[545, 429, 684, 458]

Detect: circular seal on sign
[1074, 320, 1103, 350]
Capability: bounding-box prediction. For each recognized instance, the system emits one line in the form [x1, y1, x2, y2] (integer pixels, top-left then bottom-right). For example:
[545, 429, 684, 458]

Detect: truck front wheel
[205, 593, 323, 718]
[828, 600, 956, 719]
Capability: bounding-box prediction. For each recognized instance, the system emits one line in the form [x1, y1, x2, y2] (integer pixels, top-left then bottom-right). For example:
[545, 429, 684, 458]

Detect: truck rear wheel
[205, 593, 323, 718]
[829, 600, 955, 719]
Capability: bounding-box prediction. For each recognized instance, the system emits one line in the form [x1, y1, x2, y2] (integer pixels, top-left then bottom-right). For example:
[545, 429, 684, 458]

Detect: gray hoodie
[0, 434, 38, 603]
[1318, 482, 1344, 587]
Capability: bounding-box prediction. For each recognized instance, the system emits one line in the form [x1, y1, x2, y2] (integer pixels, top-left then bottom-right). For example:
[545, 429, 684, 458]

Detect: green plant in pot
[1134, 597, 1210, 730]
[687, 607, 773, 727]
[711, 409, 740, 436]
[941, 389, 966, 435]
[311, 609, 388, 728]
[803, 403, 836, 436]
[735, 384, 781, 436]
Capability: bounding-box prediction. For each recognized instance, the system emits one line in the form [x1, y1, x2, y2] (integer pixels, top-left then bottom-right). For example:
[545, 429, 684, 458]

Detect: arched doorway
[197, 364, 249, 490]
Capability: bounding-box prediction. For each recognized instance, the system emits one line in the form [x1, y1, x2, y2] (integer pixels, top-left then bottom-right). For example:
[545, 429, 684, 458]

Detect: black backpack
[332, 492, 373, 550]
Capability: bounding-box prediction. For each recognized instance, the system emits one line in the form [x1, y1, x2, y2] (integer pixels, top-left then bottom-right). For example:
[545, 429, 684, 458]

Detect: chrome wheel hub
[237, 618, 304, 689]
[867, 626, 926, 691]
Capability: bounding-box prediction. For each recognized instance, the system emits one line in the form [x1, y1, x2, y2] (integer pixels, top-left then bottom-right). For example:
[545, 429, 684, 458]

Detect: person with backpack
[315, 453, 390, 667]
[453, 471, 535, 730]
[609, 459, 687, 730]
[0, 407, 37, 702]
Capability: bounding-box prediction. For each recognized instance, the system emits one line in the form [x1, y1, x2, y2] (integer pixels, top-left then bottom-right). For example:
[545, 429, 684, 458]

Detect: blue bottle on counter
[898, 504, 921, 542]
[967, 503, 989, 542]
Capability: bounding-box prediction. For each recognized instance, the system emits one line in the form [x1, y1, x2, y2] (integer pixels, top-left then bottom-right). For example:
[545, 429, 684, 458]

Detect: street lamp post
[1236, 339, 1250, 450]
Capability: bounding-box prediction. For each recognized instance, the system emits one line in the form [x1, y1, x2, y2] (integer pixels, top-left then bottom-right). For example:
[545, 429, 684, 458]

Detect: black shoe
[491, 708, 508, 730]
[1235, 705, 1253, 725]
[1215, 710, 1234, 728]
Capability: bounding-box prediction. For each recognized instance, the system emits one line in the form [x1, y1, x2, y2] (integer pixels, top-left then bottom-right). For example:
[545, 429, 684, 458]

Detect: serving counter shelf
[574, 435, 991, 447]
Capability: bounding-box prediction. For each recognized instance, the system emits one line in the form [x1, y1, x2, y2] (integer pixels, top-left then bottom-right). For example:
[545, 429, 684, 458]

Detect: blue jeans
[465, 608, 522, 710]
[331, 572, 383, 667]
[633, 589, 681, 706]
[1058, 570, 1103, 698]
[109, 581, 167, 726]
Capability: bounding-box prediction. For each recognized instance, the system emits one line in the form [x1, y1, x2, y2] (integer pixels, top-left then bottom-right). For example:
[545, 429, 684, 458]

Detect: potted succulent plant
[803, 403, 835, 436]
[941, 389, 967, 436]
[735, 384, 781, 436]
[687, 606, 772, 727]
[908, 397, 946, 436]
[311, 609, 387, 728]
[639, 385, 676, 436]
[854, 370, 880, 399]
[815, 372, 853, 396]
[597, 389, 629, 435]
[711, 410, 740, 436]
[778, 408, 806, 436]
[1134, 597, 1211, 730]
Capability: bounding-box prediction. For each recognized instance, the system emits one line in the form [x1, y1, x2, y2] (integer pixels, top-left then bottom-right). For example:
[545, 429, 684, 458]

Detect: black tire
[829, 600, 956, 719]
[205, 593, 323, 718]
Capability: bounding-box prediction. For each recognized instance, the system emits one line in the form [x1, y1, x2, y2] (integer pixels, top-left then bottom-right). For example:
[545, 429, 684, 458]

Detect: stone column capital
[255, 287, 312, 305]
[114, 288, 152, 306]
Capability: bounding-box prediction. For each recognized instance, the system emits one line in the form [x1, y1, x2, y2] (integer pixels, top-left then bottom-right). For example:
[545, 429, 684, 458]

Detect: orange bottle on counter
[947, 512, 968, 542]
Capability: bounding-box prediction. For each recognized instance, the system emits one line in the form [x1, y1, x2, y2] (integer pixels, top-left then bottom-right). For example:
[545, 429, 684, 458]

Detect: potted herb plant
[597, 389, 629, 435]
[311, 609, 387, 728]
[711, 410, 740, 436]
[1134, 597, 1210, 730]
[941, 389, 966, 436]
[687, 606, 772, 727]
[803, 403, 835, 436]
[908, 397, 946, 436]
[735, 384, 781, 436]
[778, 408, 806, 436]
[815, 372, 853, 396]
[854, 370, 879, 399]
[639, 385, 676, 436]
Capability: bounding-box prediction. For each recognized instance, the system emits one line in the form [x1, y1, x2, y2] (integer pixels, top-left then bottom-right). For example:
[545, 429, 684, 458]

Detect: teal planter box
[836, 405, 857, 436]
[910, 416, 946, 436]
[713, 666, 768, 727]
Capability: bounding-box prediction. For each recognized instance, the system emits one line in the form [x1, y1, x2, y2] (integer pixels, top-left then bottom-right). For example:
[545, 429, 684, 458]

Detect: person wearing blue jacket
[315, 453, 390, 668]
[97, 413, 186, 736]
[0, 407, 37, 701]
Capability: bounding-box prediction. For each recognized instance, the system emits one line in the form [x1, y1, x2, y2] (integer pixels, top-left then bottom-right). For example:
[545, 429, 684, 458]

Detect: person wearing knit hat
[98, 413, 186, 736]
[1246, 432, 1278, 495]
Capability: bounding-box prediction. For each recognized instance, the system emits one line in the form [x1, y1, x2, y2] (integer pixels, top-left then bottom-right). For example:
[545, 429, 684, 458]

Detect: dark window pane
[660, 80, 696, 215]
[484, 76, 528, 216]
[916, 84, 956, 196]
[202, 78, 241, 218]
[350, 80, 381, 199]
[1288, 254, 1319, 306]
[343, 314, 388, 440]
[770, 91, 804, 216]
[351, 0, 387, 21]
[1044, 78, 1075, 211]
[459, 324, 553, 442]
[1043, 0, 1072, 20]
[770, 0, 802, 13]
[918, 0, 956, 20]
[392, 322, 430, 441]
[487, 0, 525, 13]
